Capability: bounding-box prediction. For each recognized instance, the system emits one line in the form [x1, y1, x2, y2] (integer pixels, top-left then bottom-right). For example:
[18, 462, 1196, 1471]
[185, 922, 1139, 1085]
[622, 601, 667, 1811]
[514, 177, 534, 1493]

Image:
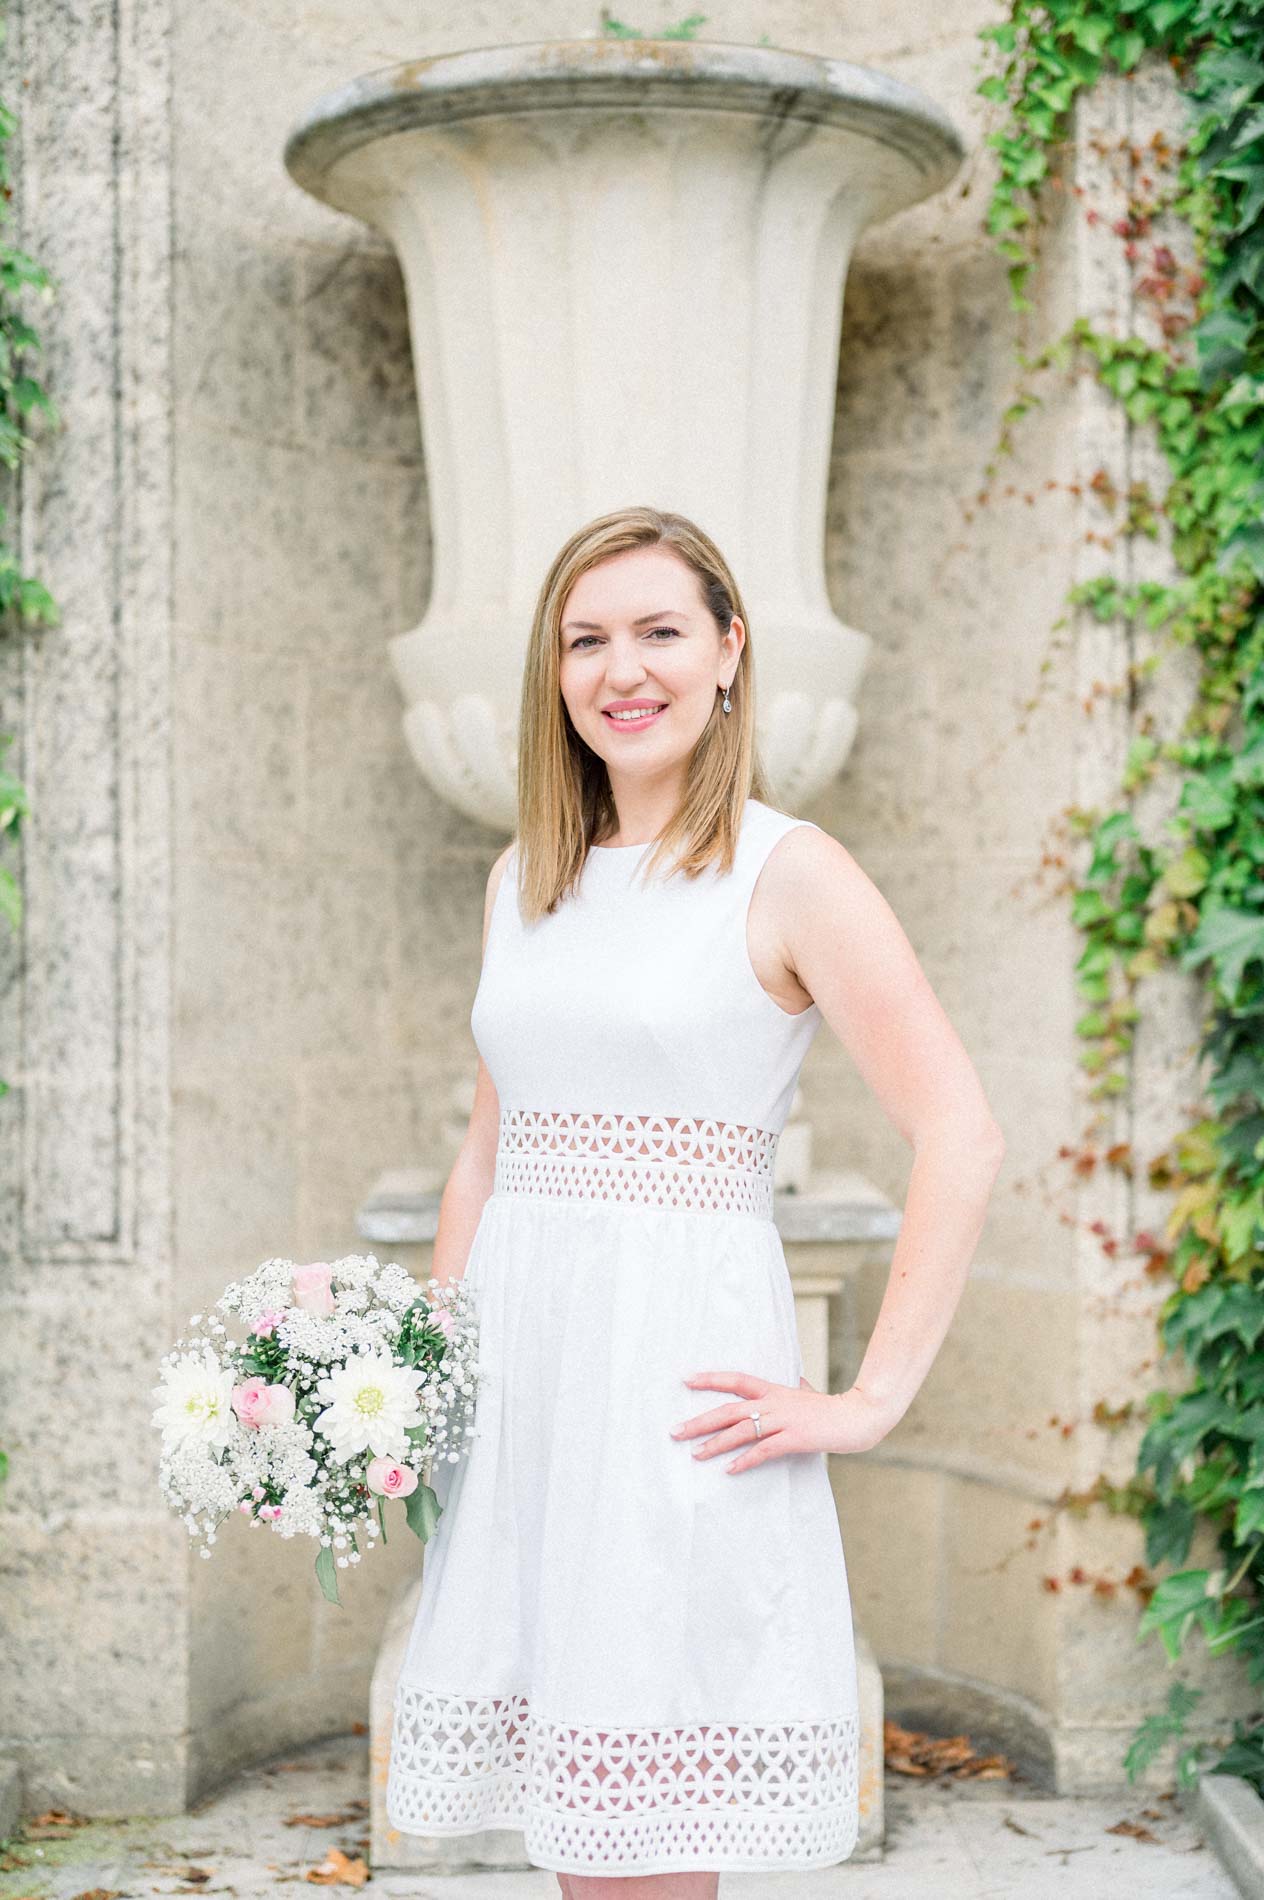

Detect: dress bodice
[471, 800, 822, 1197]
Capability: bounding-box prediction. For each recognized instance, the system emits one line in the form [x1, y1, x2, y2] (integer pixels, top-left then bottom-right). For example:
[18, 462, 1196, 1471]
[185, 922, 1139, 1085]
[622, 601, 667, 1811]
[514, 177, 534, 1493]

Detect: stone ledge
[1188, 1770, 1264, 1899]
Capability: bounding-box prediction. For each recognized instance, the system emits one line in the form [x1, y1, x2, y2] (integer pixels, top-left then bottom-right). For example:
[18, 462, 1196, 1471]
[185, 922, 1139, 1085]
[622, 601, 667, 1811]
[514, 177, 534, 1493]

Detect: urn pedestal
[356, 1163, 901, 1869]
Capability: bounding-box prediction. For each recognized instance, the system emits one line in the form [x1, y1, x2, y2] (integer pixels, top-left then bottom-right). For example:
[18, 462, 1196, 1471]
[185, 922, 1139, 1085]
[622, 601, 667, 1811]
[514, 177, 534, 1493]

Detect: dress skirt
[386, 1189, 861, 1877]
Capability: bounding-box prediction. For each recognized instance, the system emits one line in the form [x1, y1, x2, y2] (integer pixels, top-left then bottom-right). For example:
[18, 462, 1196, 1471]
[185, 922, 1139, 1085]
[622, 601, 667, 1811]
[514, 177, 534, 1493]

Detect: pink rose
[428, 1304, 456, 1338]
[231, 1378, 296, 1429]
[365, 1456, 418, 1498]
[252, 1308, 286, 1338]
[291, 1262, 335, 1315]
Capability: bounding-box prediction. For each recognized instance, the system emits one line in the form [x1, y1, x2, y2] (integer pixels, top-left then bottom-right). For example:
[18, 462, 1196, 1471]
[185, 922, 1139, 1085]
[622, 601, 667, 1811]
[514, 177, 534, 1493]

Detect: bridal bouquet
[151, 1253, 479, 1605]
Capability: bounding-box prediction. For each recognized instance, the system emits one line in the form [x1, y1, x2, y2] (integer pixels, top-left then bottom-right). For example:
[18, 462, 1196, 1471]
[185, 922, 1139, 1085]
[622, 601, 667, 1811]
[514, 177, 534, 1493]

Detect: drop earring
[721, 680, 732, 715]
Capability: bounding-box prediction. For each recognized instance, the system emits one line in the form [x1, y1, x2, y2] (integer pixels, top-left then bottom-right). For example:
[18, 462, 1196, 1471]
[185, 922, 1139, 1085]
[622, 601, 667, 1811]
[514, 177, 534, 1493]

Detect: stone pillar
[0, 0, 186, 1813]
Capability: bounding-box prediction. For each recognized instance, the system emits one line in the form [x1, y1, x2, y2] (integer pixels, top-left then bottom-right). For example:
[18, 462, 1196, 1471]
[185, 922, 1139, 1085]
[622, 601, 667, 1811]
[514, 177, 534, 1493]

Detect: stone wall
[1, 0, 1249, 1816]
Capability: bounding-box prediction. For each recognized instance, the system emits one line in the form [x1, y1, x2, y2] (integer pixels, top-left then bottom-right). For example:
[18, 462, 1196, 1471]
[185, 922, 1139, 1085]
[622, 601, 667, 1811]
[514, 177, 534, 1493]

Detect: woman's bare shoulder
[758, 817, 869, 902]
[749, 820, 897, 985]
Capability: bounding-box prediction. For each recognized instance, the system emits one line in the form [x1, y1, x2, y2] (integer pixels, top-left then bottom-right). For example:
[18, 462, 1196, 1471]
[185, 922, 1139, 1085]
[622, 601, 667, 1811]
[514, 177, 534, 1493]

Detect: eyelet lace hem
[494, 1108, 779, 1218]
[387, 1684, 860, 1873]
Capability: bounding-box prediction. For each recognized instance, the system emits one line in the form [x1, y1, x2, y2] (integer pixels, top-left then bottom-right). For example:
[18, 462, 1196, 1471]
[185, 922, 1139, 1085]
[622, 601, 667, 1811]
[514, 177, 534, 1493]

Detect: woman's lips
[601, 704, 667, 730]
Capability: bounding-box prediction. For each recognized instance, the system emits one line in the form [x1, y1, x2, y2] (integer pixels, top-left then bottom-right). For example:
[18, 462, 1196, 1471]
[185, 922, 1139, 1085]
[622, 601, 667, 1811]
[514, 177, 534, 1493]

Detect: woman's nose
[605, 660, 648, 691]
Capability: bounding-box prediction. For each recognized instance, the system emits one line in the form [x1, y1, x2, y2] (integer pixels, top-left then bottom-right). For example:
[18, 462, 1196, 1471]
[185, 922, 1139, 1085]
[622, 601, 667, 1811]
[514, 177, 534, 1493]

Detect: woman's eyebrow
[562, 611, 688, 631]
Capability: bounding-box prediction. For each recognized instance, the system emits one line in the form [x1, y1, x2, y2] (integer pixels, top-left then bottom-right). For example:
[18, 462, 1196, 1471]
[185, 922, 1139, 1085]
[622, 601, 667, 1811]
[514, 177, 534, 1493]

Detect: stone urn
[284, 38, 964, 831]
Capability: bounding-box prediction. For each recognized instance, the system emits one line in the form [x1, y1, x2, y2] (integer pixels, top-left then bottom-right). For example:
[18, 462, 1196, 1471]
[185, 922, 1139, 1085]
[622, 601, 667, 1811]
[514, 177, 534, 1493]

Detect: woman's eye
[568, 627, 679, 651]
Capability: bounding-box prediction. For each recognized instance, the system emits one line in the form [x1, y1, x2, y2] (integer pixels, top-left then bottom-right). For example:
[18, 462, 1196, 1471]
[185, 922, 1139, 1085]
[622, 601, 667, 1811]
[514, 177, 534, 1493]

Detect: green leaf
[1234, 1489, 1264, 1541]
[1068, 16, 1114, 56]
[1221, 1188, 1264, 1263]
[1150, 0, 1195, 32]
[1180, 905, 1264, 1000]
[1144, 1496, 1197, 1568]
[1123, 1680, 1203, 1783]
[1179, 771, 1238, 829]
[405, 1480, 443, 1542]
[1136, 1568, 1217, 1661]
[314, 1542, 341, 1606]
[1163, 846, 1211, 898]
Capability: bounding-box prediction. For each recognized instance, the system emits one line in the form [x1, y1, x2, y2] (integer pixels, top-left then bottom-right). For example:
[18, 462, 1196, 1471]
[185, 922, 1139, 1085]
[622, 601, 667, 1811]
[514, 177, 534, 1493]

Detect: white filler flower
[311, 1352, 425, 1460]
[152, 1348, 239, 1452]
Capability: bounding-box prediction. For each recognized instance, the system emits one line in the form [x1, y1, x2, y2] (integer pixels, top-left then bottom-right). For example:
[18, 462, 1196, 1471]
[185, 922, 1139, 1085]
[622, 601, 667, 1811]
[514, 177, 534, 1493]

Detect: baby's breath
[152, 1252, 481, 1602]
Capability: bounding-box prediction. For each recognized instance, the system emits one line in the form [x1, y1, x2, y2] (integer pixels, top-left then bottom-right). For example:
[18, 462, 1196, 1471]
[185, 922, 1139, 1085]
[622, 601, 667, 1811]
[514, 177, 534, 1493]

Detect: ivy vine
[978, 0, 1264, 1792]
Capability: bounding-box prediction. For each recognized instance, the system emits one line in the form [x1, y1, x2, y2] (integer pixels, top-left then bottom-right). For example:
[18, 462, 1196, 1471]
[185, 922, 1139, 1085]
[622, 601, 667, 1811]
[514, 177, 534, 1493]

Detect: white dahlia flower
[151, 1348, 239, 1452]
[310, 1352, 425, 1460]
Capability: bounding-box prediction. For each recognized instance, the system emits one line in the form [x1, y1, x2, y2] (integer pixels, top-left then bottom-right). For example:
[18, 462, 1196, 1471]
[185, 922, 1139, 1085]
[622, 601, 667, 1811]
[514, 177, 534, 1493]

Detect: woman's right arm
[427, 841, 515, 1295]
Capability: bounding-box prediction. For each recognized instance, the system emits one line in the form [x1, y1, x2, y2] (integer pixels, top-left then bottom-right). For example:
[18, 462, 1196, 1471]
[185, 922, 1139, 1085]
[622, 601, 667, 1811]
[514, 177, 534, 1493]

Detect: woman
[386, 505, 1005, 1898]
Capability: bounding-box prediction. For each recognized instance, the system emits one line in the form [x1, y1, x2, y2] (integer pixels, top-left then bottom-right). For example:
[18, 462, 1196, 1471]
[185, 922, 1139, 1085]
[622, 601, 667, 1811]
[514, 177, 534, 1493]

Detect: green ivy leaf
[1144, 1496, 1198, 1568]
[1180, 905, 1264, 1000]
[1136, 1568, 1218, 1661]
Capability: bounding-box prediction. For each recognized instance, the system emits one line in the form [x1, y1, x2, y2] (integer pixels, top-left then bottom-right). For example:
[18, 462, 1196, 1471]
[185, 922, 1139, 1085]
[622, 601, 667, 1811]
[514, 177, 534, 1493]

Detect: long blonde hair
[515, 506, 774, 921]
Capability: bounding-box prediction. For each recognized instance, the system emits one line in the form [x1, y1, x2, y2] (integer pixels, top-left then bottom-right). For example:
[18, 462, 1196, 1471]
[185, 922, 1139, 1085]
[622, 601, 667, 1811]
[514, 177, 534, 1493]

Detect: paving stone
[0, 1732, 1239, 1900]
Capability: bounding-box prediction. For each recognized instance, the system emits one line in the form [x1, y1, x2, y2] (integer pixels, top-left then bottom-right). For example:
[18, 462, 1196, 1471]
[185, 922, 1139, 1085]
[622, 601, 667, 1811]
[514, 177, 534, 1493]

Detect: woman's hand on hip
[670, 1370, 895, 1470]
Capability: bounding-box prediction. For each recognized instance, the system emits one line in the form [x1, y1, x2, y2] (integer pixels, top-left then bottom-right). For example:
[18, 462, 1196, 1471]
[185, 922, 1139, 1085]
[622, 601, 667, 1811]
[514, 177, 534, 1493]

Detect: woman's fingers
[672, 1373, 792, 1471]
[670, 1399, 752, 1440]
[689, 1415, 779, 1460]
[724, 1436, 787, 1474]
[685, 1369, 763, 1396]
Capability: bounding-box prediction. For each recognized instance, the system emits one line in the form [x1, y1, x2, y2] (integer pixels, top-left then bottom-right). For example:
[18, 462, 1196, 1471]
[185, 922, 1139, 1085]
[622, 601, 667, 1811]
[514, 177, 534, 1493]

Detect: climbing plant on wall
[978, 0, 1264, 1791]
[0, 7, 60, 1107]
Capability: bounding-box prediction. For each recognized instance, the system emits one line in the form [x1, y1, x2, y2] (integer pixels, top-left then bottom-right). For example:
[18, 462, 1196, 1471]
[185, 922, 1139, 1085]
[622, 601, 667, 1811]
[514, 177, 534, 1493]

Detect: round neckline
[588, 798, 758, 854]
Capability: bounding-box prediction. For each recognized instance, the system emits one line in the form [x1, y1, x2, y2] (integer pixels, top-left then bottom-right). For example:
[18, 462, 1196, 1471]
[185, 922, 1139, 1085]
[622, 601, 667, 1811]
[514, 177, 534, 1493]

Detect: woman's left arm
[676, 825, 1006, 1472]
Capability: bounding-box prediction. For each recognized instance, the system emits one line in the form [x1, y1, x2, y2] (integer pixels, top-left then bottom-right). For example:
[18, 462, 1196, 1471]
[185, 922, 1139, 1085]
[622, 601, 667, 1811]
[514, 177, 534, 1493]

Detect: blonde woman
[385, 506, 1005, 1898]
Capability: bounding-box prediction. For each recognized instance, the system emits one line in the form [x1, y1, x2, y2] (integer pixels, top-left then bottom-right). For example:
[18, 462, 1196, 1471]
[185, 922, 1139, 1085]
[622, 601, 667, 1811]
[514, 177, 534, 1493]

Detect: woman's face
[557, 545, 744, 787]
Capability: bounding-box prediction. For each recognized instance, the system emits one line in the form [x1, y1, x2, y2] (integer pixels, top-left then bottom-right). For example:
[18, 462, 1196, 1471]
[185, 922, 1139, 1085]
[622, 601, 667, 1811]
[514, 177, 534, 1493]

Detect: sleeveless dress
[386, 796, 861, 1877]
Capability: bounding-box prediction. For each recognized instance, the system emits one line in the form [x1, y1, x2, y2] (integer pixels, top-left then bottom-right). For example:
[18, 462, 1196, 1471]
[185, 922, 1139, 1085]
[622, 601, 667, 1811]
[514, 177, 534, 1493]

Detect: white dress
[386, 796, 861, 1878]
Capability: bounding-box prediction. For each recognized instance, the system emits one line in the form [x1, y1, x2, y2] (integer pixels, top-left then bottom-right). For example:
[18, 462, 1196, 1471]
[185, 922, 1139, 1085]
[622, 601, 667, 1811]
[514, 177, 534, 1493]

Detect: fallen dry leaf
[883, 1717, 1015, 1781]
[1107, 1818, 1159, 1843]
[72, 1889, 124, 1900]
[284, 1813, 363, 1830]
[23, 1810, 90, 1838]
[304, 1848, 368, 1888]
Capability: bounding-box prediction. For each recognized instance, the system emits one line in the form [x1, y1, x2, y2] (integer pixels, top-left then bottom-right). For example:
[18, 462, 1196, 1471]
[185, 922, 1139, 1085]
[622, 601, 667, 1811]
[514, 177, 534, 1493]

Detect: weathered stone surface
[940, 1470, 1060, 1707]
